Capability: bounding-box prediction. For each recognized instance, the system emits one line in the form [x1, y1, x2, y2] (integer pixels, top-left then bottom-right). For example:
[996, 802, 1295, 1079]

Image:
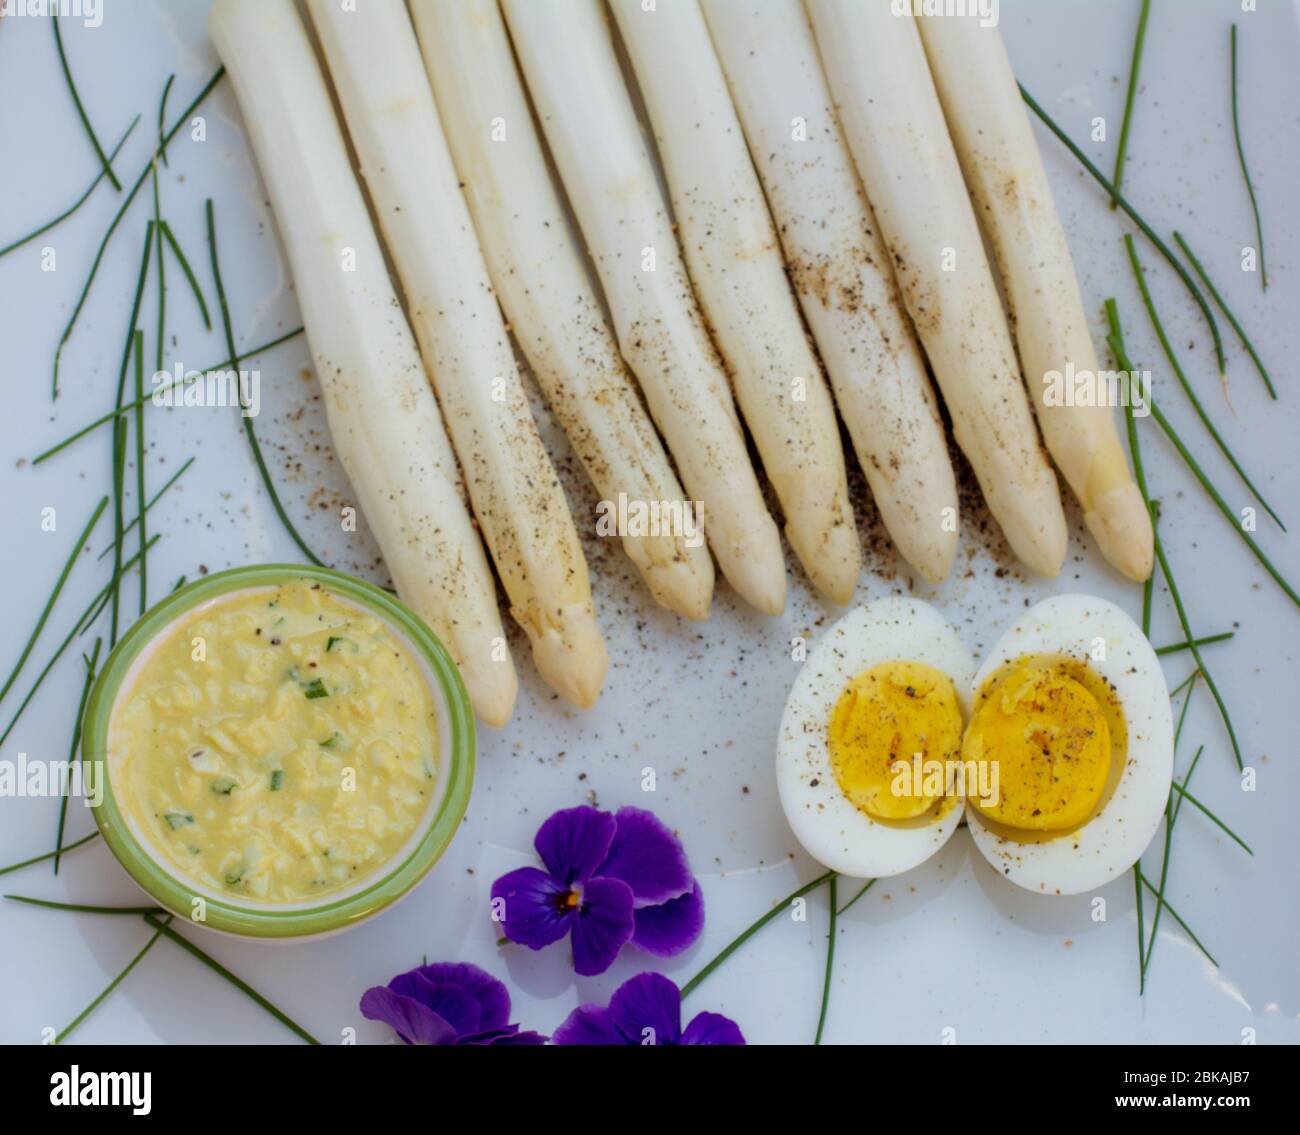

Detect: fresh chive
[109, 225, 156, 645]
[0, 117, 139, 259]
[318, 733, 341, 750]
[1110, 0, 1151, 206]
[1173, 231, 1275, 399]
[172, 575, 187, 592]
[1020, 83, 1225, 373]
[164, 812, 194, 829]
[5, 895, 162, 916]
[1172, 673, 1196, 750]
[51, 67, 226, 399]
[326, 635, 356, 652]
[1132, 866, 1146, 984]
[52, 15, 121, 191]
[0, 495, 106, 706]
[302, 679, 328, 700]
[159, 221, 212, 329]
[206, 199, 325, 566]
[33, 329, 304, 464]
[1143, 743, 1206, 984]
[1167, 670, 1199, 702]
[136, 324, 150, 615]
[680, 870, 835, 1000]
[56, 918, 170, 1044]
[1141, 504, 1157, 636]
[836, 878, 876, 916]
[270, 770, 284, 791]
[1125, 234, 1282, 526]
[1229, 25, 1266, 293]
[157, 73, 176, 169]
[97, 456, 195, 560]
[0, 536, 160, 747]
[1137, 869, 1217, 967]
[0, 832, 98, 878]
[1154, 632, 1233, 656]
[814, 875, 837, 1046]
[211, 777, 237, 796]
[53, 639, 101, 875]
[142, 913, 320, 1044]
[1168, 782, 1253, 855]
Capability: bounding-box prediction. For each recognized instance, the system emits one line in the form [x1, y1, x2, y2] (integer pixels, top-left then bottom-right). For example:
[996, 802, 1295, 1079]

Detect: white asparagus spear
[916, 14, 1153, 582]
[609, 0, 859, 605]
[307, 0, 607, 710]
[409, 0, 714, 621]
[501, 0, 787, 615]
[702, 0, 958, 585]
[207, 0, 516, 727]
[808, 0, 1068, 578]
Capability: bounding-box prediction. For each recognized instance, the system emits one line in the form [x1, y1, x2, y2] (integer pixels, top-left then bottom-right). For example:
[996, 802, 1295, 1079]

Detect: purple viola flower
[552, 972, 744, 1046]
[492, 805, 704, 976]
[360, 962, 545, 1045]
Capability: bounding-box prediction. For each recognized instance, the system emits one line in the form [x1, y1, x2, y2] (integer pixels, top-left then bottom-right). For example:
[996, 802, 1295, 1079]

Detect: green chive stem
[1229, 25, 1266, 293]
[52, 15, 121, 191]
[206, 199, 324, 566]
[142, 914, 320, 1044]
[0, 495, 107, 705]
[681, 869, 835, 1000]
[53, 639, 101, 875]
[1110, 0, 1152, 206]
[1154, 632, 1233, 656]
[0, 117, 139, 259]
[0, 833, 99, 878]
[56, 919, 170, 1044]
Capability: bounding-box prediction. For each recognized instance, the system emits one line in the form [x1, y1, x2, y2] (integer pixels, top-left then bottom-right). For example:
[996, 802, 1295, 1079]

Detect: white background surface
[1, 0, 1297, 1045]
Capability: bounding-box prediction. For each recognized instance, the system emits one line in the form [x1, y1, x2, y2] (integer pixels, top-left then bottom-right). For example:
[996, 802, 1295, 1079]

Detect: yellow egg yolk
[828, 661, 964, 821]
[962, 657, 1112, 832]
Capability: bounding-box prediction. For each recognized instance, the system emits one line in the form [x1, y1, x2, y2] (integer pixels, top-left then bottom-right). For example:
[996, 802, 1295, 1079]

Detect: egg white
[776, 598, 976, 878]
[964, 594, 1173, 896]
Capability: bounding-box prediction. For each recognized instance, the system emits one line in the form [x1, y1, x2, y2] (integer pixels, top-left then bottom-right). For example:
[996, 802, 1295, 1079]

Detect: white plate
[1, 0, 1297, 1044]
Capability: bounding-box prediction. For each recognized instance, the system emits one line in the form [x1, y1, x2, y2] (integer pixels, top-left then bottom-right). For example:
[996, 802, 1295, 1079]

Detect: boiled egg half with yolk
[961, 594, 1173, 895]
[776, 598, 976, 878]
[776, 594, 1173, 894]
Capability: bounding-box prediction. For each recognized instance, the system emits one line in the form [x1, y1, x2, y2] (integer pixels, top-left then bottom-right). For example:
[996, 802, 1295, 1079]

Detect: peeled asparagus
[916, 14, 1153, 582]
[501, 0, 787, 616]
[409, 0, 714, 621]
[702, 0, 958, 585]
[609, 0, 859, 604]
[306, 0, 606, 710]
[207, 0, 516, 727]
[808, 0, 1068, 578]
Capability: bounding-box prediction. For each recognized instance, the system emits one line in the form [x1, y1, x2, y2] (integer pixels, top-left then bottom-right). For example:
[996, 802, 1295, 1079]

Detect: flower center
[557, 888, 582, 912]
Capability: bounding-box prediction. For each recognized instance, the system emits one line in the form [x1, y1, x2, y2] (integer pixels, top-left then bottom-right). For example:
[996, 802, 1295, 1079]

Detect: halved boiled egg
[962, 594, 1173, 895]
[776, 598, 976, 878]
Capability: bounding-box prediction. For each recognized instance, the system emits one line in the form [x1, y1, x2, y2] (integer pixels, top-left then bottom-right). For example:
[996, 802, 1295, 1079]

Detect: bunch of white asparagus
[209, 0, 1152, 726]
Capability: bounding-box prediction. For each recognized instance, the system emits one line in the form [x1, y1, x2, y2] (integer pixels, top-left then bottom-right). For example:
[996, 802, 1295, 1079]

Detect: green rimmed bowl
[82, 564, 475, 940]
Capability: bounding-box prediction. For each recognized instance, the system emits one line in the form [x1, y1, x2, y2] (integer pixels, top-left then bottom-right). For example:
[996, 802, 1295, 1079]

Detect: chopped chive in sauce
[325, 635, 357, 653]
[319, 732, 343, 751]
[225, 866, 245, 886]
[302, 678, 328, 700]
[164, 812, 193, 829]
[270, 770, 284, 791]
[211, 777, 237, 796]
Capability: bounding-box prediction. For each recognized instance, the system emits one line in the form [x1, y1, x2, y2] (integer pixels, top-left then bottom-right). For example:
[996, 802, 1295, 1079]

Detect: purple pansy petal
[389, 972, 482, 1036]
[492, 866, 577, 950]
[680, 1011, 746, 1046]
[631, 880, 704, 958]
[459, 1025, 549, 1046]
[570, 876, 636, 977]
[596, 806, 694, 907]
[535, 806, 617, 885]
[605, 971, 684, 1045]
[550, 1006, 630, 1046]
[407, 962, 513, 1033]
[359, 986, 458, 1045]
